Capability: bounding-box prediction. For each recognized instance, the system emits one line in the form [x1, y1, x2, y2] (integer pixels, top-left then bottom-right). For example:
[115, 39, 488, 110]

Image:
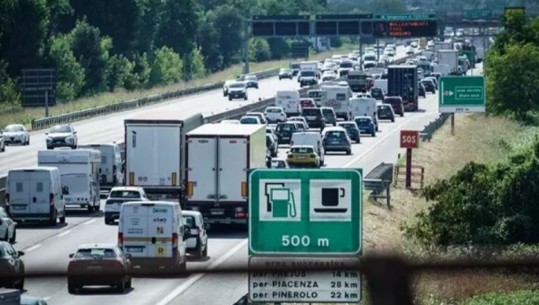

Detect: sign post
[400, 130, 419, 188]
[248, 168, 362, 303]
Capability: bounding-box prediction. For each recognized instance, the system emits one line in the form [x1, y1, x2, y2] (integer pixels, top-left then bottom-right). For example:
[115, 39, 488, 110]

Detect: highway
[7, 46, 421, 305]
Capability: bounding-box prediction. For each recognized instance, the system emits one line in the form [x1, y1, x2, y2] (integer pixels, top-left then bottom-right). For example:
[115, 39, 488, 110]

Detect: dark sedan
[337, 122, 361, 143]
[275, 122, 298, 145]
[377, 104, 395, 122]
[383, 96, 404, 117]
[0, 241, 25, 290]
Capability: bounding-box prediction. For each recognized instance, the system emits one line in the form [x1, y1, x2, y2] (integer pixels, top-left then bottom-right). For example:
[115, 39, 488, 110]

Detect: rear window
[183, 215, 196, 227]
[325, 131, 346, 138]
[355, 118, 371, 124]
[291, 147, 314, 154]
[322, 109, 334, 116]
[339, 123, 355, 129]
[266, 108, 281, 113]
[75, 248, 117, 258]
[336, 93, 346, 101]
[277, 124, 296, 132]
[302, 108, 321, 116]
[385, 98, 400, 104]
[110, 191, 141, 199]
[301, 71, 315, 77]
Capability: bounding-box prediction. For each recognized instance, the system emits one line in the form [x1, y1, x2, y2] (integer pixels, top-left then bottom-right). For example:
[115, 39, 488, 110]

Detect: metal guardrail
[30, 68, 280, 130]
[0, 53, 416, 207]
[420, 113, 451, 142]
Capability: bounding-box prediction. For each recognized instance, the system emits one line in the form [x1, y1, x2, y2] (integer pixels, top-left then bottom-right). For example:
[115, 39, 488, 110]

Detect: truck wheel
[400, 113, 404, 117]
[49, 210, 58, 226]
[9, 228, 16, 243]
[87, 205, 94, 212]
[228, 96, 232, 101]
[59, 213, 66, 224]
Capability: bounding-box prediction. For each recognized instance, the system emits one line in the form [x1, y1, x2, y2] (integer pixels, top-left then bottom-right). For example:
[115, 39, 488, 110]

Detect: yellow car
[286, 145, 320, 168]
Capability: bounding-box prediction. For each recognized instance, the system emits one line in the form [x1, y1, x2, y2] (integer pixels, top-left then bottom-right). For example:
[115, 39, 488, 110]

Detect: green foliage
[131, 53, 151, 88]
[150, 46, 183, 86]
[368, 0, 407, 13]
[155, 0, 200, 56]
[249, 38, 272, 62]
[460, 290, 539, 305]
[404, 138, 539, 246]
[0, 63, 21, 106]
[182, 46, 206, 81]
[107, 55, 137, 91]
[267, 38, 291, 60]
[48, 34, 85, 101]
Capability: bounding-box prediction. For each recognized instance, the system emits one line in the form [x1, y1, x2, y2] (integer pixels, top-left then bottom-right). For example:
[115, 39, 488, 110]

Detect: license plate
[87, 266, 103, 271]
[297, 156, 306, 159]
[11, 205, 26, 210]
[282, 137, 289, 139]
[126, 246, 144, 253]
[306, 116, 316, 120]
[210, 209, 224, 216]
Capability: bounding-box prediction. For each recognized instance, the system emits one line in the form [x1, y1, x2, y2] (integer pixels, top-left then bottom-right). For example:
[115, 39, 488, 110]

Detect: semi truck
[298, 61, 319, 87]
[346, 70, 369, 92]
[123, 112, 204, 199]
[387, 65, 418, 112]
[184, 124, 266, 226]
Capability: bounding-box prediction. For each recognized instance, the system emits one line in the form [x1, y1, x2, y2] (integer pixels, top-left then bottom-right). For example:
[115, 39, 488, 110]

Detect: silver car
[0, 207, 17, 243]
[46, 124, 78, 149]
[183, 211, 208, 259]
[2, 124, 30, 145]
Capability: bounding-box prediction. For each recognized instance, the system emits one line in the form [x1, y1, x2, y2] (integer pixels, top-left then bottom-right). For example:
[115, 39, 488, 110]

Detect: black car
[370, 88, 385, 101]
[383, 96, 404, 117]
[0, 241, 25, 290]
[377, 104, 395, 122]
[321, 107, 337, 126]
[278, 68, 293, 80]
[421, 79, 436, 93]
[275, 122, 298, 145]
[301, 107, 326, 130]
[266, 134, 278, 157]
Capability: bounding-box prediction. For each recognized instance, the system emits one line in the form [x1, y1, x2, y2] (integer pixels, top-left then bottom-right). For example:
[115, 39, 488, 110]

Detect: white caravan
[320, 84, 353, 120]
[275, 90, 301, 117]
[37, 149, 101, 211]
[79, 143, 123, 187]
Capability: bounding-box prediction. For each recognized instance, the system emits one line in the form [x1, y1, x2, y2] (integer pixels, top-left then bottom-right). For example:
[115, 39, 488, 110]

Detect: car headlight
[65, 136, 74, 143]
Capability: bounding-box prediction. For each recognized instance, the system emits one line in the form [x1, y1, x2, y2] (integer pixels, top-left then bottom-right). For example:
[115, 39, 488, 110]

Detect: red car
[67, 244, 132, 293]
[300, 98, 316, 109]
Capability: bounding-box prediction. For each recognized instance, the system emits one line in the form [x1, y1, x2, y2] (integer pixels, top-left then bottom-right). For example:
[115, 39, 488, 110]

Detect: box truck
[437, 50, 459, 74]
[184, 124, 266, 226]
[37, 149, 101, 212]
[275, 90, 301, 117]
[124, 112, 204, 198]
[387, 65, 418, 112]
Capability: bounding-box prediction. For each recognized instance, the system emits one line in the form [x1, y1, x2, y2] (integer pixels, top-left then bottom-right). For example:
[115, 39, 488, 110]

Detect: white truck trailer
[37, 148, 101, 211]
[123, 112, 204, 198]
[184, 124, 266, 226]
[437, 50, 459, 74]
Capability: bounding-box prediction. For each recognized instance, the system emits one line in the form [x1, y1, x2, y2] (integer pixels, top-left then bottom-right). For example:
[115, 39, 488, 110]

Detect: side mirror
[62, 186, 69, 195]
[18, 251, 25, 257]
[68, 253, 74, 258]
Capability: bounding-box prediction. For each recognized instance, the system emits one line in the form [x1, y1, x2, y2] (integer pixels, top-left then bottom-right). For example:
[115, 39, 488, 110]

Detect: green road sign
[439, 76, 486, 113]
[373, 13, 436, 20]
[464, 9, 493, 19]
[248, 169, 362, 255]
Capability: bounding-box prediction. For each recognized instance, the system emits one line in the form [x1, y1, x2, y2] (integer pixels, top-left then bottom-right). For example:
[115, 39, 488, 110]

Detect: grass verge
[0, 44, 357, 130]
[276, 114, 539, 305]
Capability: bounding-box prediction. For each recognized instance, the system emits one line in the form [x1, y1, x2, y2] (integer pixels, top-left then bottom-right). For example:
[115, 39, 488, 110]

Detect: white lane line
[156, 239, 249, 305]
[57, 230, 72, 237]
[24, 244, 42, 252]
[84, 219, 96, 225]
[344, 113, 433, 168]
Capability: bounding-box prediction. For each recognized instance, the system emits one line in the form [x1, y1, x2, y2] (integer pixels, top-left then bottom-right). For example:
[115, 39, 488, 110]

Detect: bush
[460, 290, 539, 305]
[107, 54, 136, 91]
[183, 45, 206, 80]
[404, 138, 539, 246]
[48, 34, 85, 102]
[249, 38, 271, 62]
[150, 46, 183, 86]
[0, 75, 21, 107]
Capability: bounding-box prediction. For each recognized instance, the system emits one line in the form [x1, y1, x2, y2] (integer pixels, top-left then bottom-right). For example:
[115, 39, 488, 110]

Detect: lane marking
[57, 230, 72, 237]
[344, 113, 433, 168]
[156, 239, 248, 305]
[24, 244, 42, 252]
[84, 219, 96, 225]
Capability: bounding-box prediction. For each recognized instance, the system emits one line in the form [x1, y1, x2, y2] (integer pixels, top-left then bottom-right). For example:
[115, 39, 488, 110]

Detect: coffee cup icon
[314, 187, 347, 213]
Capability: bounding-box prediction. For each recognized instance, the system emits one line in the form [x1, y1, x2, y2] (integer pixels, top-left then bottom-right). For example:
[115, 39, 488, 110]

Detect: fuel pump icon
[269, 188, 297, 218]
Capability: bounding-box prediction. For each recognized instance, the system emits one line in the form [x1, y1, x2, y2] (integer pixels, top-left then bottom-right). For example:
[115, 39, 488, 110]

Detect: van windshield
[276, 124, 296, 132]
[62, 174, 89, 193]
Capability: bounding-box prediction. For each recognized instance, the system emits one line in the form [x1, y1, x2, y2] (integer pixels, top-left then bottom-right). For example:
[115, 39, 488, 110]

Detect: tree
[197, 12, 223, 72]
[249, 38, 271, 62]
[183, 46, 206, 80]
[155, 0, 200, 56]
[70, 20, 110, 94]
[133, 0, 162, 54]
[150, 46, 183, 86]
[213, 5, 244, 68]
[48, 34, 85, 101]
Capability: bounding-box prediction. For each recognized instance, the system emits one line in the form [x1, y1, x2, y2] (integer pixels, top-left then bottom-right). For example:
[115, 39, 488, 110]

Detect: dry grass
[0, 45, 356, 130]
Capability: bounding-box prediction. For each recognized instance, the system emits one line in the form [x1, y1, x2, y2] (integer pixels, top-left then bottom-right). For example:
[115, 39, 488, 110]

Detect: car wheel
[391, 118, 395, 122]
[47, 146, 52, 150]
[9, 228, 16, 243]
[0, 144, 4, 152]
[356, 138, 361, 144]
[87, 205, 94, 212]
[202, 243, 208, 258]
[15, 277, 24, 290]
[372, 132, 376, 137]
[400, 112, 404, 117]
[49, 209, 58, 226]
[68, 283, 78, 294]
[115, 281, 126, 292]
[26, 137, 30, 145]
[59, 213, 66, 224]
[244, 96, 248, 100]
[126, 276, 132, 289]
[346, 149, 352, 155]
[105, 218, 113, 225]
[71, 145, 77, 149]
[178, 259, 187, 273]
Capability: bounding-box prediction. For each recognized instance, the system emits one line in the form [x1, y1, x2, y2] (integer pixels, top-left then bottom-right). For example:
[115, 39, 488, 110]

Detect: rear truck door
[187, 137, 217, 202]
[218, 137, 248, 204]
[30, 171, 51, 215]
[121, 204, 151, 258]
[8, 171, 31, 215]
[146, 204, 173, 259]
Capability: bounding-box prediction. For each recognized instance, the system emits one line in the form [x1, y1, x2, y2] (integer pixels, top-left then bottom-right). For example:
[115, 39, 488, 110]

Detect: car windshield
[301, 71, 315, 77]
[240, 117, 258, 124]
[322, 110, 334, 117]
[4, 125, 24, 132]
[265, 108, 281, 113]
[291, 147, 314, 154]
[355, 118, 371, 125]
[50, 125, 71, 133]
[75, 248, 117, 258]
[340, 62, 353, 68]
[280, 69, 290, 73]
[277, 124, 296, 132]
[371, 90, 383, 97]
[230, 83, 244, 88]
[109, 190, 141, 199]
[302, 109, 321, 116]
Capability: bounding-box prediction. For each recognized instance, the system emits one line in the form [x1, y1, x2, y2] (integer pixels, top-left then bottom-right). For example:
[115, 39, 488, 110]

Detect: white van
[5, 167, 67, 225]
[290, 132, 325, 165]
[349, 97, 379, 131]
[79, 143, 123, 186]
[275, 90, 301, 117]
[118, 201, 190, 273]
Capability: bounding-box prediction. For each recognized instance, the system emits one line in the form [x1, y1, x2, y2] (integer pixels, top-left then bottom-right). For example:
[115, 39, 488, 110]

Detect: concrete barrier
[2, 53, 418, 206]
